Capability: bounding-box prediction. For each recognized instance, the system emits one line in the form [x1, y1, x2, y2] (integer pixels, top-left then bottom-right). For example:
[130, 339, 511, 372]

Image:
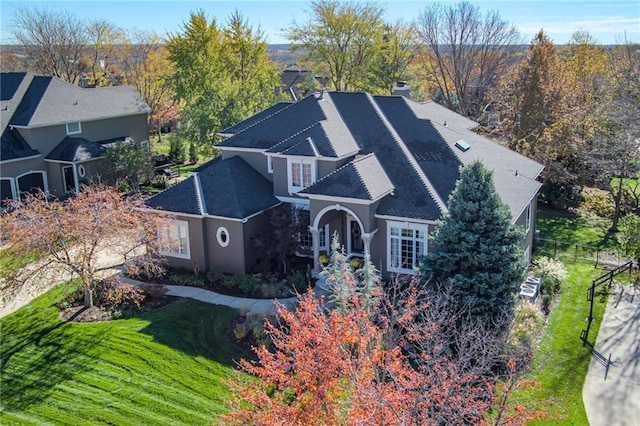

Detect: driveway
[583, 283, 640, 426]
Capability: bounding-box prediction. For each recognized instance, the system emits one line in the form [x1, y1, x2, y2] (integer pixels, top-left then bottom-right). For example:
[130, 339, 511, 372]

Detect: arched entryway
[309, 204, 377, 274]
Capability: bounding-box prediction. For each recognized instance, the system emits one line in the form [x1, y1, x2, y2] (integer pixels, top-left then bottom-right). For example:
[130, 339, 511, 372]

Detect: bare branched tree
[11, 6, 88, 84]
[416, 1, 520, 118]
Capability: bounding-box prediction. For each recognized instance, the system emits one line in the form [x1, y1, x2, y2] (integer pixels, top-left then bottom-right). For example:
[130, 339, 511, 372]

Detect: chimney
[392, 81, 410, 99]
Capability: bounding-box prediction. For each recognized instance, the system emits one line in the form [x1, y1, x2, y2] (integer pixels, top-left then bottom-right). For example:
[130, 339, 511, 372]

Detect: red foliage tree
[1, 185, 165, 308]
[225, 270, 543, 425]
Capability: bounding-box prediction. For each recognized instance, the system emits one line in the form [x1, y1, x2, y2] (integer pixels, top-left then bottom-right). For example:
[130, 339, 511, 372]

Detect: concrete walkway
[119, 274, 309, 316]
[583, 283, 640, 426]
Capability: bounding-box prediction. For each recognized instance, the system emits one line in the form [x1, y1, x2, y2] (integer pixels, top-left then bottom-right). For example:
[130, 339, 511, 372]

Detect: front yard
[0, 283, 247, 424]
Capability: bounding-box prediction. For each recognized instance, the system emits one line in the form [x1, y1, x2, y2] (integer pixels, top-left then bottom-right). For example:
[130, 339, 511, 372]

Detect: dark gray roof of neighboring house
[9, 74, 150, 127]
[45, 136, 130, 162]
[301, 154, 394, 201]
[220, 101, 293, 135]
[1, 72, 28, 101]
[146, 156, 280, 219]
[1, 127, 39, 161]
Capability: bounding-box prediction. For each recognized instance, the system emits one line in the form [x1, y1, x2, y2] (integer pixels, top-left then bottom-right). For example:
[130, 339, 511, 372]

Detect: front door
[349, 220, 364, 256]
[62, 166, 75, 193]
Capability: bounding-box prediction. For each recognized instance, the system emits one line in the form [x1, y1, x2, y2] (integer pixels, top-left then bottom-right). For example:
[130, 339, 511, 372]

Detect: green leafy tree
[168, 134, 186, 164]
[104, 140, 154, 193]
[419, 161, 525, 322]
[166, 10, 279, 155]
[619, 214, 640, 265]
[285, 0, 385, 91]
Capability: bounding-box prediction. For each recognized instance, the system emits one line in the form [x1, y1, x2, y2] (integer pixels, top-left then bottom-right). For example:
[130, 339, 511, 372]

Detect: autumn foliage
[1, 185, 165, 308]
[225, 267, 538, 425]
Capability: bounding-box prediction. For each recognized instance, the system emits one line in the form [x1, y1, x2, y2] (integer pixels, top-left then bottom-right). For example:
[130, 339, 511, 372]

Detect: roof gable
[146, 156, 280, 219]
[1, 127, 39, 162]
[5, 73, 150, 128]
[301, 153, 394, 201]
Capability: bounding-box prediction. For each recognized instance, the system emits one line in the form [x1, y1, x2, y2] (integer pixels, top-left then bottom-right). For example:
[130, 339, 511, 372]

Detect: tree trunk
[610, 175, 624, 232]
[84, 287, 93, 308]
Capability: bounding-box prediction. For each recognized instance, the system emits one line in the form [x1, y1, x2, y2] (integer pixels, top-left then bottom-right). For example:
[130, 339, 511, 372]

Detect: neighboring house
[146, 91, 543, 277]
[0, 72, 150, 202]
[277, 67, 328, 102]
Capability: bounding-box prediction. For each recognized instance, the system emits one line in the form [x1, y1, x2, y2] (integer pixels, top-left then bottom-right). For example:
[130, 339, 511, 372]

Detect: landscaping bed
[134, 256, 315, 300]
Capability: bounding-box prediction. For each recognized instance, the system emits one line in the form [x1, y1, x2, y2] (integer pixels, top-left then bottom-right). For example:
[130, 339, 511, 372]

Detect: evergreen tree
[419, 161, 525, 322]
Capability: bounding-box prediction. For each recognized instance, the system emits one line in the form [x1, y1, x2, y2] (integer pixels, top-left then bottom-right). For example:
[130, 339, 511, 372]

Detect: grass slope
[512, 211, 613, 424]
[0, 284, 246, 425]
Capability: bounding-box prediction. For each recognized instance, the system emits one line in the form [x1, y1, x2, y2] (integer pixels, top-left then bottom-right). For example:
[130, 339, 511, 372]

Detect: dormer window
[287, 158, 316, 193]
[66, 122, 81, 135]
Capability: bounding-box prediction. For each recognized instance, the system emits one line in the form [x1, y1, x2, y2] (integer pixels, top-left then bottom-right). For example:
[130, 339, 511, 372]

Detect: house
[1, 72, 150, 202]
[146, 91, 543, 277]
[277, 66, 328, 102]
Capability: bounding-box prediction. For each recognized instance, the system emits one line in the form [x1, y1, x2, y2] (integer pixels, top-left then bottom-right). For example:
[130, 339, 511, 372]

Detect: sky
[1, 0, 638, 45]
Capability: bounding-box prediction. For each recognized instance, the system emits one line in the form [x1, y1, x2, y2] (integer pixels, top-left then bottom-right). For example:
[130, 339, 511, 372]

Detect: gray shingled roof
[9, 74, 150, 127]
[1, 127, 39, 161]
[146, 156, 280, 219]
[45, 136, 108, 162]
[220, 102, 293, 135]
[409, 100, 544, 217]
[145, 176, 203, 216]
[301, 154, 394, 201]
[156, 91, 543, 223]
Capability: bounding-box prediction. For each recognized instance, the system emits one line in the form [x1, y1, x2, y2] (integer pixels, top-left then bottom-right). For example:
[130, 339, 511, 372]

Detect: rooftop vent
[455, 140, 470, 152]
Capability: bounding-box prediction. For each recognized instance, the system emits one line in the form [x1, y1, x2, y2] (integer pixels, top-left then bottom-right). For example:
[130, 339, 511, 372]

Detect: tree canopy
[1, 186, 164, 308]
[419, 161, 525, 322]
[166, 10, 280, 153]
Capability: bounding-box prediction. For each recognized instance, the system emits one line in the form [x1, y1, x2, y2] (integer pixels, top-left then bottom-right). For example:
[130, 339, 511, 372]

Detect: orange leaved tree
[1, 185, 165, 307]
[225, 269, 535, 425]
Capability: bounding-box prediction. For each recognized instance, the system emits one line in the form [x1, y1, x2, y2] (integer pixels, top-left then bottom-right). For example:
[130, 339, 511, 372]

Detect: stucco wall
[204, 218, 246, 275]
[221, 151, 272, 180]
[162, 216, 207, 273]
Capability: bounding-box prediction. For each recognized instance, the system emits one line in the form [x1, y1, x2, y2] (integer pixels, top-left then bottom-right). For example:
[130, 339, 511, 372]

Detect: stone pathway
[583, 283, 640, 426]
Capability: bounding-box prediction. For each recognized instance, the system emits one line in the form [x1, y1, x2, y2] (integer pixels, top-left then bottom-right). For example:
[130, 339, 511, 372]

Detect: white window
[66, 122, 81, 135]
[160, 219, 190, 259]
[524, 203, 532, 234]
[287, 158, 316, 193]
[216, 226, 230, 247]
[387, 221, 428, 274]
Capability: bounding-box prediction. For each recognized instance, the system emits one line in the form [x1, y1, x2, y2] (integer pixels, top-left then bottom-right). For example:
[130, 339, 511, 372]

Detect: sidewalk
[119, 274, 315, 316]
[583, 284, 640, 426]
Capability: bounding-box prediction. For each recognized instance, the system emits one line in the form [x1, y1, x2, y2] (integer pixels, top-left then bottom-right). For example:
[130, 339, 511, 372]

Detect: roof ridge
[270, 121, 321, 152]
[367, 93, 448, 213]
[351, 153, 378, 199]
[230, 100, 297, 136]
[192, 173, 207, 216]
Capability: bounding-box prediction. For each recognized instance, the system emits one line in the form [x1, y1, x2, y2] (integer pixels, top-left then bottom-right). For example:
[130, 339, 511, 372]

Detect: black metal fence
[534, 237, 626, 268]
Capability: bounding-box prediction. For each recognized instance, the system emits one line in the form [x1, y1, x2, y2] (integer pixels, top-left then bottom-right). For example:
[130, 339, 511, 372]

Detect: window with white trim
[160, 219, 190, 259]
[524, 203, 532, 234]
[287, 158, 316, 193]
[387, 221, 427, 273]
[216, 226, 230, 247]
[66, 122, 81, 135]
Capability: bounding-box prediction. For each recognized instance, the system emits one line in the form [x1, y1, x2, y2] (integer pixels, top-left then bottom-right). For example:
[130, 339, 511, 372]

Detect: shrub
[237, 274, 259, 294]
[580, 188, 614, 218]
[138, 282, 168, 301]
[288, 269, 307, 292]
[207, 268, 226, 285]
[259, 279, 291, 299]
[535, 256, 568, 296]
[508, 301, 545, 355]
[93, 278, 146, 312]
[234, 323, 248, 340]
[170, 272, 205, 287]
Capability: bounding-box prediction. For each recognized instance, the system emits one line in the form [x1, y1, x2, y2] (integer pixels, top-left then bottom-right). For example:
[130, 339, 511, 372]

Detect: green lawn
[0, 284, 247, 425]
[511, 209, 619, 424]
